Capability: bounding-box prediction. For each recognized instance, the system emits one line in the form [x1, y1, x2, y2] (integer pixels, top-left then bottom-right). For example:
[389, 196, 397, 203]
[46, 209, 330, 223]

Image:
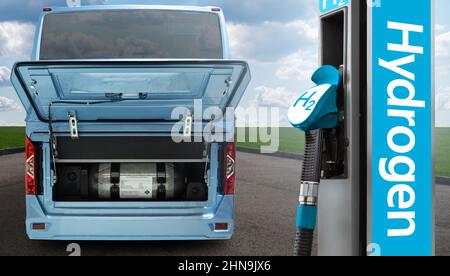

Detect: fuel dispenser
[289, 0, 435, 256]
[288, 65, 343, 256]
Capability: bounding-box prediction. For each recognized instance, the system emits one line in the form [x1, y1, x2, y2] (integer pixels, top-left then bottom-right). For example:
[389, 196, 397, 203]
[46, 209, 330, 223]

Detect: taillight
[225, 142, 236, 195]
[25, 137, 36, 195]
[214, 223, 229, 231]
[31, 223, 46, 230]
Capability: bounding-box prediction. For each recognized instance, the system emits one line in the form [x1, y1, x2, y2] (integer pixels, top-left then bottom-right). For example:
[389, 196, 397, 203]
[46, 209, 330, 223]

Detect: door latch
[68, 112, 79, 139]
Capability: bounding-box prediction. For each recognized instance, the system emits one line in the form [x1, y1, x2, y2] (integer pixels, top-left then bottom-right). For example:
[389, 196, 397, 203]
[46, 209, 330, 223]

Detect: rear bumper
[25, 196, 235, 241]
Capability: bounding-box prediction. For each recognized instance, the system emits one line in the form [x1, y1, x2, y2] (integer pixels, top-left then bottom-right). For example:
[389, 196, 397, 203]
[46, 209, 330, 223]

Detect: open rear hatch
[11, 60, 250, 204]
[11, 60, 250, 122]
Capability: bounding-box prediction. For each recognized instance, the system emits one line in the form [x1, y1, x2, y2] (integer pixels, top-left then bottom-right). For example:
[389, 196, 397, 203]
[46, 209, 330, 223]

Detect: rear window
[39, 10, 223, 60]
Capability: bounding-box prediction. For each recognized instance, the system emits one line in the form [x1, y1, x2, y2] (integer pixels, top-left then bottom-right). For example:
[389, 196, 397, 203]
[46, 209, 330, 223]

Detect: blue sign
[319, 0, 349, 14]
[372, 0, 433, 256]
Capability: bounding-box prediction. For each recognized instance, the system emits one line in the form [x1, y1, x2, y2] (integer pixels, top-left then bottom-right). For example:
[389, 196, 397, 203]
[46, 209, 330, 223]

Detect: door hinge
[183, 112, 193, 138]
[68, 112, 79, 139]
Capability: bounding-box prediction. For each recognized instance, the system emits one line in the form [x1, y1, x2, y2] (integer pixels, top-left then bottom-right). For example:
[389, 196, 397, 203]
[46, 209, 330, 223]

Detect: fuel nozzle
[288, 65, 341, 132]
[288, 65, 343, 256]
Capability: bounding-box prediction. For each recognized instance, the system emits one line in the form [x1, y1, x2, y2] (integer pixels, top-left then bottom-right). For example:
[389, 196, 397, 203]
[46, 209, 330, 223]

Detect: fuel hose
[293, 129, 323, 256]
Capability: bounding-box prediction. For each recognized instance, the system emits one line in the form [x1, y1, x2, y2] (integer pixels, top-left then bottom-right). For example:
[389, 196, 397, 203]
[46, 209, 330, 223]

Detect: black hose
[294, 229, 315, 256]
[294, 129, 323, 256]
[302, 129, 323, 183]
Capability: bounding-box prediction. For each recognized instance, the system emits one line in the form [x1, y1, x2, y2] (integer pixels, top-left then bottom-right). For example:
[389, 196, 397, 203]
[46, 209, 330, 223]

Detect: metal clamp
[299, 181, 319, 206]
[68, 112, 79, 139]
[183, 112, 193, 138]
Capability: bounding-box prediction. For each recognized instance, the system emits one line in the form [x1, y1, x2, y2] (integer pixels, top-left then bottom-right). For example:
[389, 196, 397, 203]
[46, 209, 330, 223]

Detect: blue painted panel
[319, 0, 349, 14]
[372, 0, 433, 256]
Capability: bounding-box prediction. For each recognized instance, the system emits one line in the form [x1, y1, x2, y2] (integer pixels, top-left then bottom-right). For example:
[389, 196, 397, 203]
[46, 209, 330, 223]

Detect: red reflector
[43, 8, 52, 12]
[32, 223, 46, 230]
[25, 137, 37, 195]
[225, 142, 236, 195]
[215, 223, 228, 231]
[211, 8, 221, 12]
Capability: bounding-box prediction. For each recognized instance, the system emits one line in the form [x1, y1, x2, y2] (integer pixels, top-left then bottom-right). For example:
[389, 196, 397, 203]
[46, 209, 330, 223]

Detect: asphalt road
[0, 152, 448, 256]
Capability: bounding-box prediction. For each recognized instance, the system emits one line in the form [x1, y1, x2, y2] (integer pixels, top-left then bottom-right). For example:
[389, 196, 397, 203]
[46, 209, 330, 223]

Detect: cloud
[251, 86, 297, 109]
[236, 86, 296, 127]
[0, 0, 107, 23]
[436, 85, 450, 110]
[436, 24, 446, 33]
[436, 31, 450, 58]
[435, 28, 450, 111]
[206, 0, 316, 24]
[0, 0, 47, 23]
[0, 96, 20, 111]
[0, 66, 11, 85]
[0, 21, 35, 58]
[0, 0, 315, 25]
[275, 49, 318, 82]
[106, 0, 316, 24]
[227, 19, 317, 62]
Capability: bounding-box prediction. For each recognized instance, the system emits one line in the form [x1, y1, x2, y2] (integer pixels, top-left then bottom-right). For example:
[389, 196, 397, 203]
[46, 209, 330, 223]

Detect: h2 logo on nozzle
[288, 84, 332, 128]
[294, 91, 318, 111]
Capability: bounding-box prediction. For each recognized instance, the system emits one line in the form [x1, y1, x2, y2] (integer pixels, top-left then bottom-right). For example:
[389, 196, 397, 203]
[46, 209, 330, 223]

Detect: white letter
[193, 99, 203, 143]
[387, 184, 416, 209]
[171, 106, 190, 143]
[379, 55, 416, 81]
[203, 106, 224, 143]
[388, 109, 416, 127]
[259, 107, 280, 154]
[387, 21, 424, 54]
[387, 212, 416, 237]
[235, 106, 258, 143]
[387, 126, 415, 154]
[387, 79, 425, 108]
[224, 107, 236, 143]
[379, 156, 416, 182]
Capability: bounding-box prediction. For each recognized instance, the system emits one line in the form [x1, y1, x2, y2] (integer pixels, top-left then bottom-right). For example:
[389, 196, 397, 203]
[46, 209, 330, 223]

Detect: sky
[0, 0, 449, 126]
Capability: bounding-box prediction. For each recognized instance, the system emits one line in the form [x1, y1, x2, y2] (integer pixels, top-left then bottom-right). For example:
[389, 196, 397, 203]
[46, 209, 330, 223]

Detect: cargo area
[52, 136, 213, 202]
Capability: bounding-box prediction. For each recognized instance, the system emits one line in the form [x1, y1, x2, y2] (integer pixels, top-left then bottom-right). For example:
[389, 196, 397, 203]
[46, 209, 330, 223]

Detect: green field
[236, 127, 305, 154]
[436, 128, 450, 177]
[237, 127, 450, 177]
[0, 126, 449, 176]
[0, 127, 25, 150]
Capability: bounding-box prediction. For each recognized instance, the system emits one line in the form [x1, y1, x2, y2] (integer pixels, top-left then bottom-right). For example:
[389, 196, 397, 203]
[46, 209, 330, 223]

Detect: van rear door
[11, 60, 250, 122]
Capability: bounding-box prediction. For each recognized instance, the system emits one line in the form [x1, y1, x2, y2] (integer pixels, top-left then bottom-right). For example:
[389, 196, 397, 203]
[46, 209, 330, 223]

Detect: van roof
[40, 5, 223, 14]
[33, 5, 227, 61]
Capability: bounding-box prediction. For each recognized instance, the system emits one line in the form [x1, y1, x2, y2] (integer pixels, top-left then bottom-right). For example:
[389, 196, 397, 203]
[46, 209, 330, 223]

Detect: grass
[0, 127, 25, 150]
[436, 128, 450, 177]
[236, 127, 305, 154]
[236, 127, 450, 177]
[0, 126, 449, 176]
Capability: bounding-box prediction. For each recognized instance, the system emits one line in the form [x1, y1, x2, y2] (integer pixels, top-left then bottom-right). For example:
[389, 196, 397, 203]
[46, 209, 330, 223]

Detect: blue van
[11, 5, 251, 240]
